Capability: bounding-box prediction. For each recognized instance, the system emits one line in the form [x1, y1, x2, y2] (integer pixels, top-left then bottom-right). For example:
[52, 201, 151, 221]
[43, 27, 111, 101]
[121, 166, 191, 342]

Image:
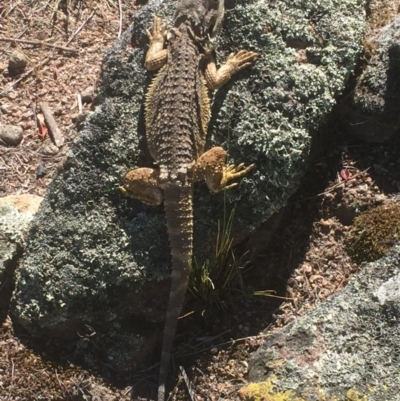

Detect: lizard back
[145, 23, 211, 184]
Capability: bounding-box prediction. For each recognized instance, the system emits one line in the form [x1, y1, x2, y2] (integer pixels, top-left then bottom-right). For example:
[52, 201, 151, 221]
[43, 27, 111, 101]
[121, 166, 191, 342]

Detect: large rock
[11, 0, 366, 338]
[246, 244, 400, 401]
[0, 195, 42, 320]
[344, 14, 400, 142]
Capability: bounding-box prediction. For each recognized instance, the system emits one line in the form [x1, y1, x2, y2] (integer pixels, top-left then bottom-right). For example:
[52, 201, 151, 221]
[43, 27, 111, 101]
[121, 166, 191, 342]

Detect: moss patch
[347, 202, 400, 264]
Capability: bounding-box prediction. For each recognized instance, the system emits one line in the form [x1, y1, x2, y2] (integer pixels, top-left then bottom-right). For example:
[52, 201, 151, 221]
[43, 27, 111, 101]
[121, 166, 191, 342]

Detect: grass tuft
[189, 206, 241, 314]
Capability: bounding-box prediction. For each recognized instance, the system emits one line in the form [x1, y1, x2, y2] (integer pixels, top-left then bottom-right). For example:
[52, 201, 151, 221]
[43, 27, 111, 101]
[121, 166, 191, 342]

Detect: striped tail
[158, 183, 193, 401]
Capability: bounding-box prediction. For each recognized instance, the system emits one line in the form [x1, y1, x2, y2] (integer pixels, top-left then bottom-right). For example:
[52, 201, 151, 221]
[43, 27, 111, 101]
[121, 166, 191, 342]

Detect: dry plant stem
[0, 29, 28, 56]
[0, 37, 78, 54]
[0, 57, 51, 97]
[77, 93, 83, 114]
[118, 0, 123, 38]
[317, 168, 370, 196]
[40, 102, 64, 147]
[66, 9, 95, 46]
[179, 366, 195, 401]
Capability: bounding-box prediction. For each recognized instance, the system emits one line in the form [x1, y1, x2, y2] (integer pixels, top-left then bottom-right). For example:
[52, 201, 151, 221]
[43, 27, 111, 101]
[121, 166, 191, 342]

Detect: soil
[1, 1, 400, 401]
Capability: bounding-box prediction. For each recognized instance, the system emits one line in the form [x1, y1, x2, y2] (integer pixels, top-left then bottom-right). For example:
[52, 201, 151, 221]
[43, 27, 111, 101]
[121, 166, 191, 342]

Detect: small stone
[0, 62, 6, 73]
[74, 112, 89, 129]
[81, 86, 95, 103]
[8, 50, 28, 75]
[36, 163, 47, 178]
[21, 110, 34, 120]
[7, 91, 17, 100]
[42, 143, 59, 155]
[0, 104, 10, 114]
[0, 125, 23, 146]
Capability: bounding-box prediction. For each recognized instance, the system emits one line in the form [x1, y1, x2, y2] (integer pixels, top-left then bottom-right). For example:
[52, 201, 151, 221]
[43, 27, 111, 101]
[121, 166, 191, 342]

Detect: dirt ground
[1, 1, 400, 400]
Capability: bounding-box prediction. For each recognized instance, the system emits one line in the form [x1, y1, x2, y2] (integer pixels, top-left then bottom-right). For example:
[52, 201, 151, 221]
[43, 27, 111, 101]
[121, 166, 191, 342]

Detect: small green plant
[346, 201, 400, 264]
[189, 206, 241, 313]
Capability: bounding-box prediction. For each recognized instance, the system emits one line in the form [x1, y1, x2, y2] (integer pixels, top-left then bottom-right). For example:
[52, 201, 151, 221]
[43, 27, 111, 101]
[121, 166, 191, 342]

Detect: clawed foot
[226, 50, 259, 73]
[146, 16, 167, 44]
[220, 163, 255, 190]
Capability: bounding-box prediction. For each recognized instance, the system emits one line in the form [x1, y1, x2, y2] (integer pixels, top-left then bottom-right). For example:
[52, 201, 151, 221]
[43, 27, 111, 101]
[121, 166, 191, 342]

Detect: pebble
[21, 110, 34, 120]
[42, 143, 59, 155]
[8, 50, 28, 75]
[0, 104, 10, 114]
[36, 163, 47, 178]
[81, 86, 95, 103]
[0, 124, 23, 146]
[7, 91, 17, 100]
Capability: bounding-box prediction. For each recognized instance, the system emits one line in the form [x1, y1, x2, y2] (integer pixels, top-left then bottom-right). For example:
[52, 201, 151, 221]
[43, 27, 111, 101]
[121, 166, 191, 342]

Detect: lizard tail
[158, 184, 193, 401]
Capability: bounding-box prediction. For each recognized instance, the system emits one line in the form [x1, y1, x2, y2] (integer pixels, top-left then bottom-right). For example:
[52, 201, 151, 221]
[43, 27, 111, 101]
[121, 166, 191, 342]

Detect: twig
[317, 168, 370, 197]
[77, 93, 83, 114]
[66, 9, 95, 46]
[0, 28, 28, 56]
[40, 102, 64, 147]
[179, 366, 196, 401]
[118, 0, 123, 38]
[0, 57, 51, 97]
[0, 37, 78, 54]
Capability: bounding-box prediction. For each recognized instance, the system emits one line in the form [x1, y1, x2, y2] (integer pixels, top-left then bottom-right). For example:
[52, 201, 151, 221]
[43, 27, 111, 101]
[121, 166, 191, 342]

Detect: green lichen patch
[346, 202, 400, 264]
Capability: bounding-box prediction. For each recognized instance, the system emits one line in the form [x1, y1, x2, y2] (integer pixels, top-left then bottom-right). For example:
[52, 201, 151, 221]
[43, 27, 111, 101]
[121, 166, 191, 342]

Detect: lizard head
[174, 0, 225, 43]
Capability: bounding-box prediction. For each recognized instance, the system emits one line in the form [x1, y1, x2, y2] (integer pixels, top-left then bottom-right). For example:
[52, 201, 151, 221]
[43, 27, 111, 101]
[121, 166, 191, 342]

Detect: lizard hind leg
[119, 167, 163, 206]
[193, 146, 254, 192]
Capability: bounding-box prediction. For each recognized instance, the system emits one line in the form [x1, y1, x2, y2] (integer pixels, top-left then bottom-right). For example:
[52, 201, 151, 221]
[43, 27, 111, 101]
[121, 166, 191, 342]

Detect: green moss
[347, 202, 400, 264]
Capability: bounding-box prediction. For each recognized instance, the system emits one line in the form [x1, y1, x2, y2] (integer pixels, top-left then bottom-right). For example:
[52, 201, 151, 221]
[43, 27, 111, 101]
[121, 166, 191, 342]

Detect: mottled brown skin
[120, 1, 258, 400]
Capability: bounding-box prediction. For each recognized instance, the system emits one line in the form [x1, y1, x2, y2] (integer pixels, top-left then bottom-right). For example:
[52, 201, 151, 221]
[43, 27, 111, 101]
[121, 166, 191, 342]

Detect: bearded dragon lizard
[120, 1, 258, 399]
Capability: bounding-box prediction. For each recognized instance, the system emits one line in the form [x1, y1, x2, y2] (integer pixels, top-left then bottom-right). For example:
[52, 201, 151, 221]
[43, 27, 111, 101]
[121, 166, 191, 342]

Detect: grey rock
[0, 125, 23, 146]
[36, 163, 47, 178]
[8, 50, 28, 75]
[248, 244, 400, 401]
[344, 15, 400, 142]
[0, 195, 42, 318]
[11, 0, 366, 338]
[375, 273, 400, 305]
[81, 86, 94, 103]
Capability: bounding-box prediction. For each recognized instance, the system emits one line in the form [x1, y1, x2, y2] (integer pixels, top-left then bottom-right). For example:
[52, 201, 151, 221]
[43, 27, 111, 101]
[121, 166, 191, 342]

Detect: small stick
[40, 102, 64, 147]
[77, 93, 83, 114]
[0, 28, 28, 56]
[118, 0, 123, 38]
[66, 9, 95, 46]
[0, 37, 78, 54]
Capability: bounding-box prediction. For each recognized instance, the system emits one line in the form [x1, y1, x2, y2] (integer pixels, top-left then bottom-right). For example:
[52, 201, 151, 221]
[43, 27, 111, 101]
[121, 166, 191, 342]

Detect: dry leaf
[37, 113, 48, 138]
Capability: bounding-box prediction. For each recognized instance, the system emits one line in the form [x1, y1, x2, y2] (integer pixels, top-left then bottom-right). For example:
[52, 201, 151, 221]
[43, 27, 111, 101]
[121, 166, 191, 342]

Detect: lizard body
[120, 1, 258, 399]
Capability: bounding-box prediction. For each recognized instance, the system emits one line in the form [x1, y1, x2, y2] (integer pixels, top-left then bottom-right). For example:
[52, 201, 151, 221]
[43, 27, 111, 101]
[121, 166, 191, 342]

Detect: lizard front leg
[144, 16, 168, 71]
[119, 168, 163, 206]
[193, 147, 254, 192]
[203, 50, 259, 90]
